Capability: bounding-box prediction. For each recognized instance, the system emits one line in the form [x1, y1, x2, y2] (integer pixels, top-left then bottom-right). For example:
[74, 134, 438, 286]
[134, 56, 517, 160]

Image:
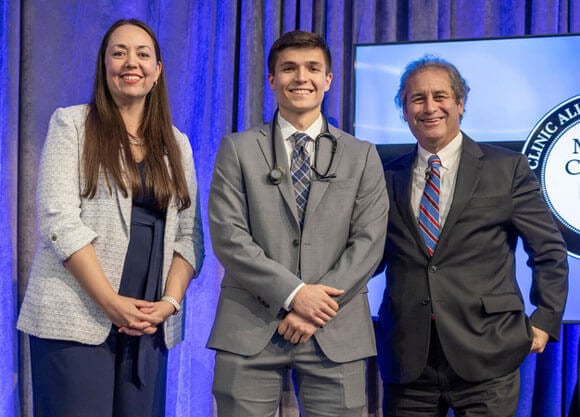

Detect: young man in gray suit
[376, 55, 569, 416]
[207, 30, 388, 416]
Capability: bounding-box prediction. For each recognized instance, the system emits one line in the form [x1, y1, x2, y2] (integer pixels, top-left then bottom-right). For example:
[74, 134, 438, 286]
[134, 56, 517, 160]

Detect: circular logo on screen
[522, 95, 580, 258]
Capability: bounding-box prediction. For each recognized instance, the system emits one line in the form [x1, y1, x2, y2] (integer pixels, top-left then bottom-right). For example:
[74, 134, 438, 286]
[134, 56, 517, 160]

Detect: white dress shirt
[411, 132, 463, 229]
[277, 113, 324, 310]
[278, 113, 323, 169]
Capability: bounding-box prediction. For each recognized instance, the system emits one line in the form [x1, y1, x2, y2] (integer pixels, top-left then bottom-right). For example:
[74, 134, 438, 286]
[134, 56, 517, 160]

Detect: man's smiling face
[267, 47, 332, 126]
[403, 67, 464, 153]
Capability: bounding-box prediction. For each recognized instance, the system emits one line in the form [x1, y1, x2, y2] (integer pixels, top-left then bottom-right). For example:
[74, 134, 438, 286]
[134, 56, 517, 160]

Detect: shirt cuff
[283, 283, 306, 311]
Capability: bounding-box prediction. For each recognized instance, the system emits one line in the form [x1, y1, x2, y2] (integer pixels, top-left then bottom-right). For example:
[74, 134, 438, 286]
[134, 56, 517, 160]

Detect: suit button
[421, 298, 431, 305]
[292, 239, 299, 247]
[50, 233, 57, 242]
[429, 265, 437, 272]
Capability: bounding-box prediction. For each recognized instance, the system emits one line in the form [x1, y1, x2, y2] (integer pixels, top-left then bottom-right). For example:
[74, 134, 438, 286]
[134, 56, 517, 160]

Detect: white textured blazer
[17, 104, 204, 349]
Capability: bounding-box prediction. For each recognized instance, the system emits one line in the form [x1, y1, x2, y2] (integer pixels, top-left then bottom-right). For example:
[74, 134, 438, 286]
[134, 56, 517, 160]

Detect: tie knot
[428, 155, 441, 169]
[293, 132, 311, 147]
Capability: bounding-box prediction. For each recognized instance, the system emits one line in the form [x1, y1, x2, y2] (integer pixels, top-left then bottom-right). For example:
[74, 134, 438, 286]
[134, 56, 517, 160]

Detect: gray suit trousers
[212, 333, 366, 417]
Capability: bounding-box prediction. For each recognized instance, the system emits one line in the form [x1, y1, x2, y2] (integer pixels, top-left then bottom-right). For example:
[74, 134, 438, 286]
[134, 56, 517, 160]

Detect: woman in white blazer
[17, 19, 204, 417]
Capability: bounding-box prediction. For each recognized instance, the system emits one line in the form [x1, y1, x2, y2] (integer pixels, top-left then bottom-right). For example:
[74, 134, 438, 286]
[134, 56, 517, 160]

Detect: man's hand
[290, 284, 344, 327]
[277, 311, 318, 344]
[530, 326, 550, 353]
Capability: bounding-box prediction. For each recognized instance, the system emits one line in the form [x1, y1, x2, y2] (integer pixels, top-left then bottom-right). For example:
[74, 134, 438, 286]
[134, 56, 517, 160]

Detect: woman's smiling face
[104, 24, 161, 108]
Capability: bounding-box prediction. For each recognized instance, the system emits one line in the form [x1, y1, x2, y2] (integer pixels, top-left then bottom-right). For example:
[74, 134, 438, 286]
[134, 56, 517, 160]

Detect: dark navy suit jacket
[377, 133, 568, 384]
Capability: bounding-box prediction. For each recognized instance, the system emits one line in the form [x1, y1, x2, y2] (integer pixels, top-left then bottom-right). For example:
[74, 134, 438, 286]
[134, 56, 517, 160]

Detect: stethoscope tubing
[268, 109, 337, 184]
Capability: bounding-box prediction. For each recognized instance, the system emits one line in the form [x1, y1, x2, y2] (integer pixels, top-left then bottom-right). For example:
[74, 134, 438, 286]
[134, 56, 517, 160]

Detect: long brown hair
[82, 18, 190, 211]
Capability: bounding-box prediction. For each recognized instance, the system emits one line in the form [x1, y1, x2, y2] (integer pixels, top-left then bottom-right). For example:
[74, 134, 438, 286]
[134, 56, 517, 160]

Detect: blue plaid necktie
[418, 155, 441, 256]
[291, 132, 311, 225]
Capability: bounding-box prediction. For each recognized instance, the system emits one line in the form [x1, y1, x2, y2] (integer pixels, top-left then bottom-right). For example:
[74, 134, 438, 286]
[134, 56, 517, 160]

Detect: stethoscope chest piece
[269, 166, 284, 185]
[268, 109, 338, 185]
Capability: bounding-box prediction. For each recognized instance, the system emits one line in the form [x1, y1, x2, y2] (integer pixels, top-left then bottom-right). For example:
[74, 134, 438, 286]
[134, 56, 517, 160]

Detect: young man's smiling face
[268, 47, 333, 128]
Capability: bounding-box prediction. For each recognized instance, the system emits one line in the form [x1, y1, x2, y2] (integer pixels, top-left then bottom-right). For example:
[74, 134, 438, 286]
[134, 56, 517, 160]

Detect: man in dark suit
[208, 31, 388, 416]
[376, 55, 569, 416]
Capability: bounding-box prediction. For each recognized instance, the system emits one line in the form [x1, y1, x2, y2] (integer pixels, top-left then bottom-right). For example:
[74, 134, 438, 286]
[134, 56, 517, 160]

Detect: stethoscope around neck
[268, 109, 338, 185]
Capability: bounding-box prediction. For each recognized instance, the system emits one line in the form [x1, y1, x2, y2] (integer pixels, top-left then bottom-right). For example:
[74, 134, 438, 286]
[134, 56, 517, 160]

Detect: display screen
[354, 34, 580, 322]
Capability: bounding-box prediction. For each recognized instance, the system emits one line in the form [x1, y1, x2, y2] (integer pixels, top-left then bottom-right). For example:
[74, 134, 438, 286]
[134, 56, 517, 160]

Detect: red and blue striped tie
[418, 155, 441, 256]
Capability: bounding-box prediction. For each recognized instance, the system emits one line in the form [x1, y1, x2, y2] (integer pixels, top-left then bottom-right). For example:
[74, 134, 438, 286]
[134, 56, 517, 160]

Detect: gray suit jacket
[377, 134, 568, 383]
[207, 122, 388, 363]
[17, 105, 204, 348]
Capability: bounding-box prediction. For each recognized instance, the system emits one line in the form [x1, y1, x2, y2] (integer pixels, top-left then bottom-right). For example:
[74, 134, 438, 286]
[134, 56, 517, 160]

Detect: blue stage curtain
[0, 0, 20, 416]
[1, 1, 578, 416]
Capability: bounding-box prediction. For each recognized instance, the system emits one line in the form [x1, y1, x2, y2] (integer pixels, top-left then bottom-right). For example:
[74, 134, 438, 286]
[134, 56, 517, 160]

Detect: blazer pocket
[325, 178, 355, 190]
[481, 293, 524, 314]
[468, 196, 508, 209]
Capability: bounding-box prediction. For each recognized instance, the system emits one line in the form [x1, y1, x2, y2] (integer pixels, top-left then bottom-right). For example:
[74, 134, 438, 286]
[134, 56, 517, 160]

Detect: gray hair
[395, 55, 470, 116]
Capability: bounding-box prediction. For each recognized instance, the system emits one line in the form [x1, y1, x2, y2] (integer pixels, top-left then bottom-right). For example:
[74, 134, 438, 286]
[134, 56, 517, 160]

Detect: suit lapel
[437, 134, 484, 246]
[393, 136, 484, 257]
[393, 149, 429, 255]
[304, 126, 344, 219]
[116, 186, 132, 232]
[256, 124, 300, 224]
[116, 155, 132, 232]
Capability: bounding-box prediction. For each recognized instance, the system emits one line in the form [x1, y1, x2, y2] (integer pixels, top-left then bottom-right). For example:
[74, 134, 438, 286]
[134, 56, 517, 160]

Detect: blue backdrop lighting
[2, 1, 579, 416]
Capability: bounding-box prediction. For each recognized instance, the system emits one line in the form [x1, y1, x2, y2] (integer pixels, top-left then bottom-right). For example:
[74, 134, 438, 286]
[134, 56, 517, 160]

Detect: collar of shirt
[278, 113, 323, 141]
[278, 113, 323, 166]
[412, 131, 463, 228]
[416, 131, 463, 174]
